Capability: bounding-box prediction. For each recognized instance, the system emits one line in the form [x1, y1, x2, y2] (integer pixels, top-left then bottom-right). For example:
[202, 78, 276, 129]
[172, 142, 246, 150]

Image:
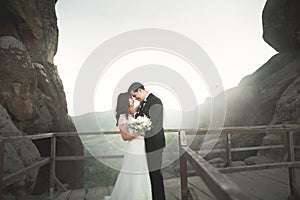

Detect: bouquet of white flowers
[127, 115, 152, 135]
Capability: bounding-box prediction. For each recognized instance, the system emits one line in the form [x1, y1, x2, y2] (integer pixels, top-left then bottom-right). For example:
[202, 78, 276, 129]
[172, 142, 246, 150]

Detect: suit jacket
[135, 93, 166, 152]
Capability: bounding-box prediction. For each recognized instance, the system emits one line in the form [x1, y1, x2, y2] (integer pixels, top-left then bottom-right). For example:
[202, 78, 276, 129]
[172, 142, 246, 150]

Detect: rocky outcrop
[199, 52, 300, 128]
[263, 0, 300, 52]
[197, 0, 300, 163]
[0, 0, 83, 197]
[0, 0, 58, 64]
[1, 105, 40, 199]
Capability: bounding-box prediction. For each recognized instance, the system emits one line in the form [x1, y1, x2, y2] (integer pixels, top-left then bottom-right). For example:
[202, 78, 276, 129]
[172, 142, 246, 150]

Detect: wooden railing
[0, 125, 299, 200]
[179, 124, 300, 200]
[0, 133, 54, 200]
[0, 130, 178, 200]
[0, 131, 124, 200]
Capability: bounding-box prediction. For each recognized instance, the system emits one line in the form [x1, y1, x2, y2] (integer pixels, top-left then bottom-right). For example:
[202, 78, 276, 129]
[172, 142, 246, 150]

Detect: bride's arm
[119, 124, 135, 141]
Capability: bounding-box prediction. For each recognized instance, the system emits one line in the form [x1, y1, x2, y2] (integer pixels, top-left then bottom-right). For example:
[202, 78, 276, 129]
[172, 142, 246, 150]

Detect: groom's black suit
[135, 93, 166, 200]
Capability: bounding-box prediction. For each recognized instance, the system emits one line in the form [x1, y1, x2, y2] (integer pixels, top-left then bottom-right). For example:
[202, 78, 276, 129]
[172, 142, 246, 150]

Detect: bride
[104, 92, 152, 200]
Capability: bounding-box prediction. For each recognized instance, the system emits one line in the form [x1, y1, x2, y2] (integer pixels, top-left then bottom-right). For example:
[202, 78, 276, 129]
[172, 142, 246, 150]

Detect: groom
[128, 82, 166, 200]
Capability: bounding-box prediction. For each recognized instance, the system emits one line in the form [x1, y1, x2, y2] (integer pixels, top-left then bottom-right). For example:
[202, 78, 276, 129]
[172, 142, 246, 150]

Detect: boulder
[231, 161, 246, 167]
[0, 105, 40, 198]
[207, 157, 225, 164]
[244, 156, 275, 165]
[257, 133, 285, 162]
[262, 0, 300, 51]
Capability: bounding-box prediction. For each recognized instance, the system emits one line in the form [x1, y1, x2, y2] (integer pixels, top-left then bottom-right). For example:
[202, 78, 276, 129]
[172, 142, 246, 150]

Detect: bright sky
[55, 0, 276, 116]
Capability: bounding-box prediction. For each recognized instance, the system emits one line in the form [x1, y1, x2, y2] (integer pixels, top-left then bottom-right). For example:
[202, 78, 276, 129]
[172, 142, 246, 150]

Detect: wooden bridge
[1, 124, 300, 200]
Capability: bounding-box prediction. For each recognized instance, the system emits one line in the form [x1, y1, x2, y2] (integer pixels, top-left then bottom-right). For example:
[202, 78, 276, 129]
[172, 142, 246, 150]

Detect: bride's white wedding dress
[104, 114, 152, 200]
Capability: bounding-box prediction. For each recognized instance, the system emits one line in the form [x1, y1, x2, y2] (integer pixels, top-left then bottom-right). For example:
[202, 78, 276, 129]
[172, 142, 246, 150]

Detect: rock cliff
[197, 0, 300, 163]
[0, 0, 83, 198]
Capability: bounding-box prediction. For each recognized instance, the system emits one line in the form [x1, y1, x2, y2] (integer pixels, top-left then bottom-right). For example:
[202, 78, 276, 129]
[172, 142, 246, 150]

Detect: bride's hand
[128, 106, 136, 116]
[126, 134, 136, 141]
[133, 131, 144, 137]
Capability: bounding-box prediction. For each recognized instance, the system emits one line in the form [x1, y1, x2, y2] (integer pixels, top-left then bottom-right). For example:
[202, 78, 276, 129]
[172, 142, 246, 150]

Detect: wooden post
[179, 131, 188, 200]
[49, 135, 56, 200]
[226, 133, 232, 167]
[286, 132, 296, 200]
[0, 139, 4, 200]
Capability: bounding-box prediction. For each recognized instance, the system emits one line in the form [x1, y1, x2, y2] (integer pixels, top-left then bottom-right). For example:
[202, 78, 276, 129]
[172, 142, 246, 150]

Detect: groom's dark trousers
[145, 143, 165, 200]
[135, 93, 166, 200]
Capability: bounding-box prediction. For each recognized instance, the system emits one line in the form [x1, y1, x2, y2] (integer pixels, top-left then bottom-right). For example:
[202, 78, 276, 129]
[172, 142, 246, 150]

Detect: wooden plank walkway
[25, 168, 299, 200]
[188, 168, 299, 200]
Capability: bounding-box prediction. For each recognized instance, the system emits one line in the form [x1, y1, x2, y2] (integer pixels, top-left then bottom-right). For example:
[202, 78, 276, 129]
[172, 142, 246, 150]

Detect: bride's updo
[115, 92, 131, 125]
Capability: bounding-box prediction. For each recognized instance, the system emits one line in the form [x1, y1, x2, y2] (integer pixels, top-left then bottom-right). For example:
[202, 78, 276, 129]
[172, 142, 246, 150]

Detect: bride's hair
[115, 92, 131, 126]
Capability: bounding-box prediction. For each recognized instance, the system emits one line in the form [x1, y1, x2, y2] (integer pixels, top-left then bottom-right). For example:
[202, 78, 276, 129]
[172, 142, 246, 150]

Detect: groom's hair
[128, 82, 145, 92]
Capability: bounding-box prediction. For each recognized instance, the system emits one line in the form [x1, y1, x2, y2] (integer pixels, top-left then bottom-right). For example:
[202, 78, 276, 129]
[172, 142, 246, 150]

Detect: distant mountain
[71, 109, 197, 132]
[72, 111, 117, 132]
